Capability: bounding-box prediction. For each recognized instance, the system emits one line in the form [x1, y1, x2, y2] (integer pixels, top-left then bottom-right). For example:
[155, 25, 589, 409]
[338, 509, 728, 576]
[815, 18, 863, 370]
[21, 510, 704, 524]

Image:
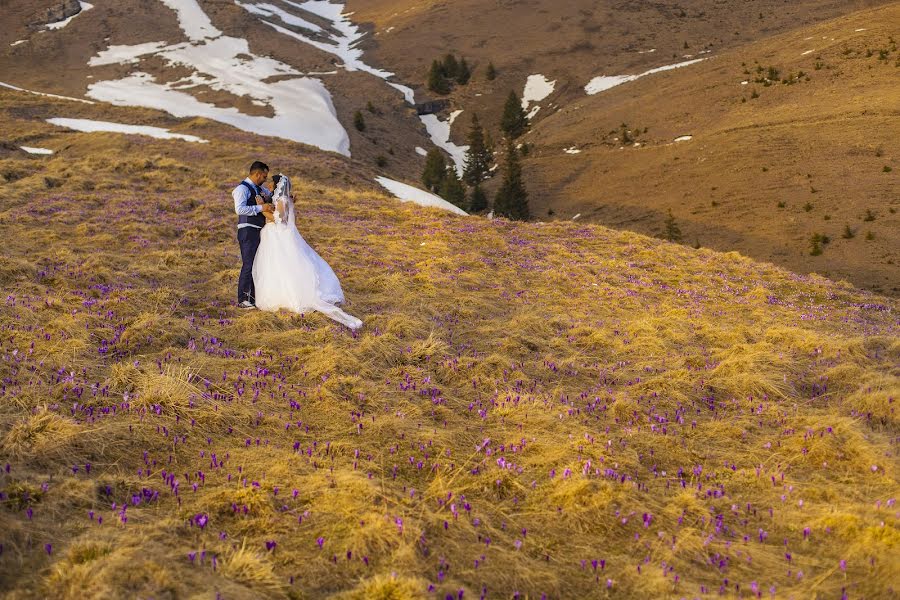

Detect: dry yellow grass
[0, 88, 898, 599]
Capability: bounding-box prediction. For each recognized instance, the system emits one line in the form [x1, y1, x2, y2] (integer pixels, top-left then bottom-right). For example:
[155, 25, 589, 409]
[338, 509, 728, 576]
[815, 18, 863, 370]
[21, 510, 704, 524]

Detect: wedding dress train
[252, 176, 362, 329]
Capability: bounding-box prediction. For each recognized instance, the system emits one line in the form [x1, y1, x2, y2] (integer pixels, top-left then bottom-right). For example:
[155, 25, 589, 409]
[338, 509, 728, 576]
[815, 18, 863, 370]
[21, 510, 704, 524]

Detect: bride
[252, 175, 363, 330]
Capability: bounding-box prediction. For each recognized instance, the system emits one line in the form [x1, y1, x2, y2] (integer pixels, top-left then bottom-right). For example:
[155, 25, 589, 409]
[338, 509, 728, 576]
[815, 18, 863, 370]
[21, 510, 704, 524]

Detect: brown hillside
[523, 3, 899, 296]
[347, 0, 899, 294]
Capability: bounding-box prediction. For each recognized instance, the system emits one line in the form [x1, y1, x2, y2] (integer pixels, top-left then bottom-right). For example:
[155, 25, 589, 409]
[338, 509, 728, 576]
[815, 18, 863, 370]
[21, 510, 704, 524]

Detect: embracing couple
[234, 161, 362, 330]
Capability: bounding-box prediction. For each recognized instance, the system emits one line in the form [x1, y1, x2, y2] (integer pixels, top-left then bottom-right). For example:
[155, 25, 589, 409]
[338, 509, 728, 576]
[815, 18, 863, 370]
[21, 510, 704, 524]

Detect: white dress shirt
[233, 177, 272, 229]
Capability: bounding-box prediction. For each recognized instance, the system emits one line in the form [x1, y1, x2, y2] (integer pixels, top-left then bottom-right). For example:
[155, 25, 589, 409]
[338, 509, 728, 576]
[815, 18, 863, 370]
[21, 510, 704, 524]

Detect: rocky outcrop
[32, 0, 81, 28]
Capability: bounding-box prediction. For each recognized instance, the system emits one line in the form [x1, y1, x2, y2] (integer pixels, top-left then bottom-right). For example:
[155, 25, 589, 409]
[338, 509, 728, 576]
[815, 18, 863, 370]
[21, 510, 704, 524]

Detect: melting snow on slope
[563, 146, 581, 154]
[47, 117, 209, 142]
[674, 135, 692, 142]
[20, 146, 54, 155]
[521, 74, 556, 119]
[375, 177, 468, 215]
[85, 0, 349, 155]
[420, 111, 469, 177]
[237, 2, 323, 32]
[585, 58, 707, 95]
[237, 1, 465, 166]
[158, 0, 221, 41]
[45, 2, 93, 30]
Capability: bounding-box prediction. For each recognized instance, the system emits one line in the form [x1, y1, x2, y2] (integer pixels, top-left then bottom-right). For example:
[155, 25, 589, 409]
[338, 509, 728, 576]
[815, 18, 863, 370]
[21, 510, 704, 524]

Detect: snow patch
[46, 117, 209, 143]
[89, 42, 170, 66]
[415, 146, 427, 156]
[375, 177, 468, 215]
[158, 0, 220, 41]
[20, 146, 54, 155]
[521, 74, 556, 117]
[235, 2, 323, 32]
[419, 113, 468, 177]
[88, 72, 346, 154]
[674, 135, 692, 142]
[855, 28, 867, 32]
[572, 214, 581, 220]
[46, 2, 93, 30]
[10, 40, 27, 47]
[585, 58, 707, 95]
[638, 48, 656, 54]
[563, 146, 581, 154]
[801, 49, 815, 56]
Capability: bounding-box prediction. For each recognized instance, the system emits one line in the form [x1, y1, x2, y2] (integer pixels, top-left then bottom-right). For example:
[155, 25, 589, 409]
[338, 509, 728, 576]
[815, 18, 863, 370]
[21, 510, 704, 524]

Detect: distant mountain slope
[523, 2, 899, 295]
[347, 0, 900, 294]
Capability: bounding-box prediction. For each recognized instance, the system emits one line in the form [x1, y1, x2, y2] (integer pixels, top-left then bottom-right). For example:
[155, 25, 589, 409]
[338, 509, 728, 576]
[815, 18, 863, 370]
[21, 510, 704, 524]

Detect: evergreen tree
[439, 167, 466, 208]
[486, 62, 497, 80]
[428, 60, 449, 94]
[468, 184, 488, 213]
[442, 54, 460, 80]
[422, 148, 447, 192]
[353, 110, 366, 132]
[462, 114, 492, 186]
[494, 142, 529, 220]
[664, 209, 682, 242]
[456, 58, 471, 85]
[500, 91, 528, 139]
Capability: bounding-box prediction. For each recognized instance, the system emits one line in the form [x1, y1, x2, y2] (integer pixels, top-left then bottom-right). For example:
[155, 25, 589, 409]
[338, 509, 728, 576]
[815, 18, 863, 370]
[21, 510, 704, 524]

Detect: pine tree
[456, 58, 471, 85]
[422, 148, 447, 192]
[500, 91, 528, 139]
[486, 62, 497, 80]
[468, 184, 488, 213]
[428, 60, 449, 94]
[353, 110, 366, 132]
[462, 114, 492, 186]
[664, 209, 682, 242]
[494, 142, 529, 220]
[439, 167, 466, 208]
[442, 54, 459, 80]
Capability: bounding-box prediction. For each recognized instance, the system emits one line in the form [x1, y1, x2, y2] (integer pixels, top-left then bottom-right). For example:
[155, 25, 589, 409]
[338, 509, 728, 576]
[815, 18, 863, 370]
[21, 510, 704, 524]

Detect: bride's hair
[272, 174, 283, 189]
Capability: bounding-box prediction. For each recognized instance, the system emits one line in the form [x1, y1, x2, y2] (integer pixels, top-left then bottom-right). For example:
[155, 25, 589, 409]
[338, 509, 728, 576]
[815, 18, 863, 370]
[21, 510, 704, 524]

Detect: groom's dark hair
[249, 161, 269, 174]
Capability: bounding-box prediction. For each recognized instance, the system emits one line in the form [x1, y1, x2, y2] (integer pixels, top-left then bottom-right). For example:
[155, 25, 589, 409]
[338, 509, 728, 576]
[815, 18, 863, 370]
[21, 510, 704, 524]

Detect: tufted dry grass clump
[0, 90, 898, 599]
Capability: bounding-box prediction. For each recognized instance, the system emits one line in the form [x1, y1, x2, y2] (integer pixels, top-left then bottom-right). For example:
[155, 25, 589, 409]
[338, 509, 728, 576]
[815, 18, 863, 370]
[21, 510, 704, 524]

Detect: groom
[234, 160, 274, 309]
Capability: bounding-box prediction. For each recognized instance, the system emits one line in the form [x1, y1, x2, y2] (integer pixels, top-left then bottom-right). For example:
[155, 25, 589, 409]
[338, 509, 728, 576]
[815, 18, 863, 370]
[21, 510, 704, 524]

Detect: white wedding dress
[252, 176, 363, 329]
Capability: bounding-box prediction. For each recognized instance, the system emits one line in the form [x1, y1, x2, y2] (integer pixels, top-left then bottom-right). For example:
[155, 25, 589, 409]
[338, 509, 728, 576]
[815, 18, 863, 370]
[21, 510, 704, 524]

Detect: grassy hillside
[1, 91, 898, 599]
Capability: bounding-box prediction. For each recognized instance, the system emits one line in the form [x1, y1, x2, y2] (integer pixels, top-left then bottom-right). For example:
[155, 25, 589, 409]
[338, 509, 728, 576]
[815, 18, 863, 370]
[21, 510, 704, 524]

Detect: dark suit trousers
[237, 226, 261, 303]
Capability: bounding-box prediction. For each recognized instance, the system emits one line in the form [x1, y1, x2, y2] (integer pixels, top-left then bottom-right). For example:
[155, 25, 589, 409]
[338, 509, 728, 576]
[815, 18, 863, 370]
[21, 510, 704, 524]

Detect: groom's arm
[232, 186, 263, 217]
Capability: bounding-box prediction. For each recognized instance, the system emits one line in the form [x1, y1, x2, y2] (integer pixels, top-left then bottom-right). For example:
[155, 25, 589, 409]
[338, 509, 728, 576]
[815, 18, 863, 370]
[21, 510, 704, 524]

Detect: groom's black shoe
[238, 300, 257, 310]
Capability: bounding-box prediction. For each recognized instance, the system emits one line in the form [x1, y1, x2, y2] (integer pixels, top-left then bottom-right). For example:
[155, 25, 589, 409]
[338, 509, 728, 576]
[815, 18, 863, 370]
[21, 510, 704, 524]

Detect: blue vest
[237, 181, 267, 228]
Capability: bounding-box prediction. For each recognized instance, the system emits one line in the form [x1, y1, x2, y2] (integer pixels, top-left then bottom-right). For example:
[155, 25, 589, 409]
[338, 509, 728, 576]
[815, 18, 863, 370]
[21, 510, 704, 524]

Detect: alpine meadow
[1, 1, 898, 599]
